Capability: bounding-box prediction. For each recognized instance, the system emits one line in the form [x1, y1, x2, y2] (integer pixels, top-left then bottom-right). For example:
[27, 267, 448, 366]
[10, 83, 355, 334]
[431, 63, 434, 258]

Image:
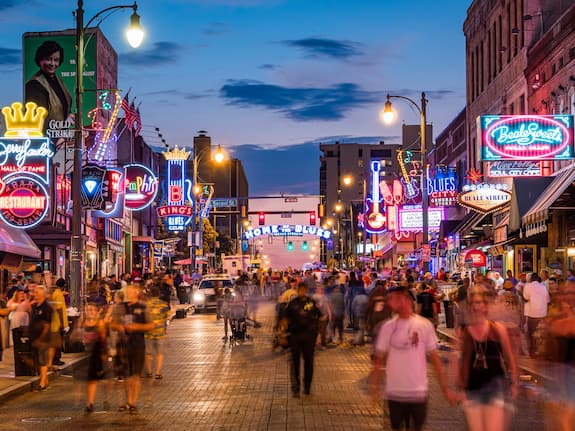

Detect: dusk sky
[0, 0, 468, 195]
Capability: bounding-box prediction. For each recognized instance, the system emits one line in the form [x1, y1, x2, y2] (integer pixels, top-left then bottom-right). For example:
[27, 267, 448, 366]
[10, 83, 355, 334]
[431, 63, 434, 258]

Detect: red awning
[464, 249, 487, 268]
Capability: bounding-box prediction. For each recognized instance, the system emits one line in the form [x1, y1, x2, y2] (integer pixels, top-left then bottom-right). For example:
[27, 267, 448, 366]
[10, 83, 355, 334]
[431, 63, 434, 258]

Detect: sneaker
[154, 374, 163, 380]
[54, 360, 65, 366]
[84, 404, 94, 414]
[145, 372, 153, 378]
[128, 405, 138, 415]
[118, 404, 129, 412]
[34, 385, 47, 392]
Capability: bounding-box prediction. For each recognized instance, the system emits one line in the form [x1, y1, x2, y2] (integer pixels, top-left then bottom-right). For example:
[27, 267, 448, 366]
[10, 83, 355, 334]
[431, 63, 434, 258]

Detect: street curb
[0, 354, 88, 404]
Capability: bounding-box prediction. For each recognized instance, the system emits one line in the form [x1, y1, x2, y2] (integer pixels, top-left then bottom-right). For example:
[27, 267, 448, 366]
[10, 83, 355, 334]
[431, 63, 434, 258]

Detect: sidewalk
[0, 344, 86, 402]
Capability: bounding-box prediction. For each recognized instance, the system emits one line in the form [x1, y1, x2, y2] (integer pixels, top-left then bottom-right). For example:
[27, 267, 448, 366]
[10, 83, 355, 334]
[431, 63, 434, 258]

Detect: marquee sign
[427, 165, 457, 207]
[458, 183, 511, 214]
[486, 160, 543, 177]
[0, 102, 52, 228]
[397, 205, 443, 232]
[160, 146, 194, 231]
[244, 224, 332, 240]
[124, 164, 158, 211]
[480, 115, 574, 161]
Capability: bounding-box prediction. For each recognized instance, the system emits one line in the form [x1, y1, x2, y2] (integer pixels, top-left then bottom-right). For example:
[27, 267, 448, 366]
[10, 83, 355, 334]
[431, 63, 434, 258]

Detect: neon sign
[0, 174, 49, 228]
[0, 102, 52, 228]
[124, 164, 158, 211]
[93, 167, 125, 218]
[458, 183, 511, 214]
[487, 160, 543, 177]
[161, 146, 194, 231]
[427, 165, 457, 207]
[480, 115, 574, 161]
[364, 161, 386, 234]
[244, 224, 332, 240]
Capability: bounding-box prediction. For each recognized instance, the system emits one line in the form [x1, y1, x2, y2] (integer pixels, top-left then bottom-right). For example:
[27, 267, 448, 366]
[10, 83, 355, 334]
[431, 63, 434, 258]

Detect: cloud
[0, 0, 23, 10]
[0, 46, 20, 65]
[281, 37, 362, 60]
[220, 79, 381, 121]
[140, 88, 210, 100]
[120, 41, 183, 66]
[258, 63, 279, 70]
[202, 21, 228, 36]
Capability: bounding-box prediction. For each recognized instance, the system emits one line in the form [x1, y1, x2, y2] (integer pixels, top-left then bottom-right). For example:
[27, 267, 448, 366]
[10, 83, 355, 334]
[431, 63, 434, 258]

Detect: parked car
[192, 274, 234, 312]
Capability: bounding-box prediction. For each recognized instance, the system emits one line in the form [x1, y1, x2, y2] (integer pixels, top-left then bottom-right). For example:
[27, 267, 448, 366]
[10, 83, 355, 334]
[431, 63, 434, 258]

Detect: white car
[192, 275, 234, 312]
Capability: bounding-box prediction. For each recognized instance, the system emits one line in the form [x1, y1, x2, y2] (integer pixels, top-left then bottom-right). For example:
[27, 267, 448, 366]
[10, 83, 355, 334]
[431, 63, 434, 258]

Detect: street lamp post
[190, 145, 224, 272]
[382, 92, 429, 273]
[70, 1, 143, 307]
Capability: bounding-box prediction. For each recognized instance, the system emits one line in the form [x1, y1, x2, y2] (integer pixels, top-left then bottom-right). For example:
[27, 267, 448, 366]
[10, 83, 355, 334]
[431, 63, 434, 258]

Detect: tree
[201, 218, 218, 254]
[216, 233, 234, 256]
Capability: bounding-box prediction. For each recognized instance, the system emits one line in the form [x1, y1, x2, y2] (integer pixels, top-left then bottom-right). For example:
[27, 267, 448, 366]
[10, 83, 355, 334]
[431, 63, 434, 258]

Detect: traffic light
[301, 241, 308, 251]
[309, 211, 316, 226]
[258, 212, 265, 225]
[287, 241, 294, 251]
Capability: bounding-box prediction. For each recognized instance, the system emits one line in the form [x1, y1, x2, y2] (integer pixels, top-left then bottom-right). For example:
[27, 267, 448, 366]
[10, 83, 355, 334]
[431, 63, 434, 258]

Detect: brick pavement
[0, 301, 546, 430]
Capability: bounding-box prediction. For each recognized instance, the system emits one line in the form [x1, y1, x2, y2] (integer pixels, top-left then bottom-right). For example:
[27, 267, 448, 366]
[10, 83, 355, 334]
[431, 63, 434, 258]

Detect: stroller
[228, 302, 250, 344]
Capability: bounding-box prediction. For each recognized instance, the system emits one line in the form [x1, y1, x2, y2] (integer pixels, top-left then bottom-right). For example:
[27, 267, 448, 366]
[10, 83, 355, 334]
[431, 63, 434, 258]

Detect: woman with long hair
[457, 286, 518, 431]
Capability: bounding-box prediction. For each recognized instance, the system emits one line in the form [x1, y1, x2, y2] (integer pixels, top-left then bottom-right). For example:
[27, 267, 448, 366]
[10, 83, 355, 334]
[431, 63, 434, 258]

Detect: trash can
[443, 300, 455, 329]
[13, 328, 35, 376]
[63, 316, 84, 353]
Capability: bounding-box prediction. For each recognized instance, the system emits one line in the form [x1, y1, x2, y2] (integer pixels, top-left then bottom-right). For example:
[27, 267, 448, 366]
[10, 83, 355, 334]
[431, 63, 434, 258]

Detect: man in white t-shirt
[523, 272, 550, 357]
[370, 285, 455, 431]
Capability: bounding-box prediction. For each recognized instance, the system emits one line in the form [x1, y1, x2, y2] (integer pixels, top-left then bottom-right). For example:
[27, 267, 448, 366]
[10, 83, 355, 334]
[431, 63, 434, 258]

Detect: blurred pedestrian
[370, 284, 455, 431]
[282, 282, 321, 397]
[457, 285, 518, 431]
[366, 279, 392, 345]
[351, 287, 369, 345]
[48, 279, 69, 370]
[111, 285, 153, 414]
[312, 285, 332, 349]
[82, 302, 107, 413]
[328, 284, 345, 344]
[523, 273, 550, 357]
[29, 286, 52, 391]
[145, 285, 171, 379]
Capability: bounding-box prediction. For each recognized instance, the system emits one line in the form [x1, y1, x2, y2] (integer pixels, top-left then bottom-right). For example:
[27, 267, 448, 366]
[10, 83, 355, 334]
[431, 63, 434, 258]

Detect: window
[358, 149, 363, 158]
[570, 47, 575, 60]
[519, 94, 525, 114]
[371, 149, 392, 158]
[552, 63, 556, 76]
[559, 57, 564, 68]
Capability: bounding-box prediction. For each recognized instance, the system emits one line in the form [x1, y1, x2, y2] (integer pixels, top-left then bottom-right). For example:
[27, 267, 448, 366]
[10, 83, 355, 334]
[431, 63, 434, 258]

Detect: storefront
[0, 224, 42, 292]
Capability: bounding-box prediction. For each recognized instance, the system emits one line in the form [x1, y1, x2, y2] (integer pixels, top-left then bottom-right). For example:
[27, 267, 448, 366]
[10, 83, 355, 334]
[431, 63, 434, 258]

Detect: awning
[508, 177, 554, 232]
[0, 224, 41, 258]
[452, 211, 488, 238]
[522, 165, 575, 228]
[132, 236, 154, 243]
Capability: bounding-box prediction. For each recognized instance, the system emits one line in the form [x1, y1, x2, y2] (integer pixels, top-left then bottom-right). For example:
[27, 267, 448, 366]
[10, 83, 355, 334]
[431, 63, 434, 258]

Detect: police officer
[283, 281, 321, 397]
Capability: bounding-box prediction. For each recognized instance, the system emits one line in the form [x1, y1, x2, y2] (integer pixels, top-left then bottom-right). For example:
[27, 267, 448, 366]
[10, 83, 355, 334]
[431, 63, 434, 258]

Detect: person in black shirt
[417, 283, 437, 325]
[30, 285, 53, 391]
[283, 282, 321, 397]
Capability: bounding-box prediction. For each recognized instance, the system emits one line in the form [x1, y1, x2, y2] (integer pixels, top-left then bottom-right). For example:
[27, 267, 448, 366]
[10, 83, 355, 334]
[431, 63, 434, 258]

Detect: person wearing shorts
[113, 285, 153, 414]
[145, 285, 171, 379]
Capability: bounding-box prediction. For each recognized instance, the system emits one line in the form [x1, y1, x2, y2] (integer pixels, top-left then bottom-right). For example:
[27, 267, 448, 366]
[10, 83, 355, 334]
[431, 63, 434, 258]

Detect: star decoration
[466, 168, 483, 184]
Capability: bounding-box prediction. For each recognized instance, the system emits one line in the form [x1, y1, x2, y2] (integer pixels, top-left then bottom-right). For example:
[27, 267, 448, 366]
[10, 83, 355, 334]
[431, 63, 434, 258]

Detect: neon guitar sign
[364, 161, 386, 233]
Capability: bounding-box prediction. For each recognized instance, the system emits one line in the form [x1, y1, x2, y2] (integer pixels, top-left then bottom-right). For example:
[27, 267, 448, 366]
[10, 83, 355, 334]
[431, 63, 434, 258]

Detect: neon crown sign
[0, 101, 53, 229]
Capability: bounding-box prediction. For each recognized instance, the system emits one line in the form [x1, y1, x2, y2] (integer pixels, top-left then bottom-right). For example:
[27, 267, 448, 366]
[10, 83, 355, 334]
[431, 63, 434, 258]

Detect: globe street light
[190, 144, 225, 272]
[382, 92, 430, 273]
[70, 1, 144, 308]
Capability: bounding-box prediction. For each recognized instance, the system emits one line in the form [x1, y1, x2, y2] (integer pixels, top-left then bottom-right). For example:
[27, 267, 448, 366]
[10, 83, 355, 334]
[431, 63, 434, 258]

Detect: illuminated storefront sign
[397, 205, 443, 232]
[124, 164, 158, 211]
[464, 249, 487, 267]
[160, 146, 194, 231]
[458, 183, 511, 214]
[364, 161, 386, 234]
[486, 160, 543, 177]
[427, 165, 457, 207]
[480, 114, 574, 161]
[244, 224, 332, 240]
[93, 167, 125, 218]
[0, 102, 52, 228]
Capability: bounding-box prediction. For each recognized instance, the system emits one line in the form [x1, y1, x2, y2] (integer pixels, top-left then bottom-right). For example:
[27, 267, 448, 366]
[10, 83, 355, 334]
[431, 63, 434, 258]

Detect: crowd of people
[2, 264, 575, 429]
